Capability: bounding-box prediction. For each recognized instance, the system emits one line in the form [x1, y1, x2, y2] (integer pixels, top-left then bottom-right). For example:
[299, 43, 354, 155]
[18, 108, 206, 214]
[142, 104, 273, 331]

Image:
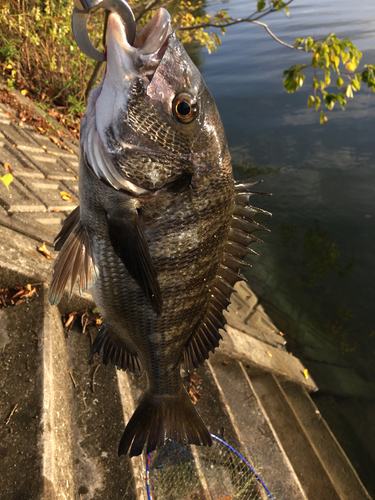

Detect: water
[196, 1, 375, 378]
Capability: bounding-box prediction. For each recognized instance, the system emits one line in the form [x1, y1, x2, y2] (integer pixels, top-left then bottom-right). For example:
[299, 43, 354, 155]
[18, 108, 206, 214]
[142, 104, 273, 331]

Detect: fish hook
[72, 0, 136, 61]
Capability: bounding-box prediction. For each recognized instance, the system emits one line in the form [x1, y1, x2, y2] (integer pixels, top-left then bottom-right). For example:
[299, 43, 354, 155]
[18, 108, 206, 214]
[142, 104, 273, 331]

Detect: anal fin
[90, 326, 143, 375]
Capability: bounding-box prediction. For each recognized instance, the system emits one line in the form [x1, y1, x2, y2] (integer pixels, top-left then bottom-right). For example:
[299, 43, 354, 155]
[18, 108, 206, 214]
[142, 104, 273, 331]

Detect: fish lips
[106, 8, 173, 85]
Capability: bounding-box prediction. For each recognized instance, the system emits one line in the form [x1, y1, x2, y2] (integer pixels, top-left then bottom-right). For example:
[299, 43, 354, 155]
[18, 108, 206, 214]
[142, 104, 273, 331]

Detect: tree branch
[177, 16, 304, 52]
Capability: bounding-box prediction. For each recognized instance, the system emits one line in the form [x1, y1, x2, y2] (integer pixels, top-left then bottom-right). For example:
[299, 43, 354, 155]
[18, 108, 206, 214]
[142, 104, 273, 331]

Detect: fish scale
[49, 8, 269, 458]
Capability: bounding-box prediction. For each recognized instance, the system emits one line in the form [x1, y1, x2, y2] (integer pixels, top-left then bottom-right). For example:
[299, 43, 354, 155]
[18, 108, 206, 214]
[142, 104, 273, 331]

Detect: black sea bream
[49, 8, 269, 457]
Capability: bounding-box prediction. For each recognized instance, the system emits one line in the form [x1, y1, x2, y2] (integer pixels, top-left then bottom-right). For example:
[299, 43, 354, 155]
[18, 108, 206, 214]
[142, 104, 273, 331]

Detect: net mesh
[146, 435, 276, 500]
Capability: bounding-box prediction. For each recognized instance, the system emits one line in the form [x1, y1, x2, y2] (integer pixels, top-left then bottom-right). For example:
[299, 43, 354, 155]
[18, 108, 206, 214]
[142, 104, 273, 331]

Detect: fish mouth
[82, 9, 173, 194]
[106, 8, 172, 85]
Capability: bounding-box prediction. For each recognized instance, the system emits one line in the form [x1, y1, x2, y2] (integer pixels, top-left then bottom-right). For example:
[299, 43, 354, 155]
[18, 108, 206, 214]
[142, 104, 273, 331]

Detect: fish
[48, 7, 270, 458]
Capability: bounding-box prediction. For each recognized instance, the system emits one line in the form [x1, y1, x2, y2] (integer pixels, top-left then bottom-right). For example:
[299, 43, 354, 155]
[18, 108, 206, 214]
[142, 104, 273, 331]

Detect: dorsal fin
[184, 179, 271, 372]
[48, 213, 98, 306]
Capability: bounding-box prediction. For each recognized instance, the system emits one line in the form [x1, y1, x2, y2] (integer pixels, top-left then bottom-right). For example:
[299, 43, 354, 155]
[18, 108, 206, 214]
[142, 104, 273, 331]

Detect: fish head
[81, 8, 230, 194]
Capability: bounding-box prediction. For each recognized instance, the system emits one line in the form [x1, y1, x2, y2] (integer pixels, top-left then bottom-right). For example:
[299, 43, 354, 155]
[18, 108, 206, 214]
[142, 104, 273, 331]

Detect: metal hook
[72, 0, 136, 61]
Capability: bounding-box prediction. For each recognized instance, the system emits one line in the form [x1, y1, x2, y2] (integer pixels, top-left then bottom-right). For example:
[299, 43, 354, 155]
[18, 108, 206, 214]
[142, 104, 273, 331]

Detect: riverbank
[0, 89, 372, 499]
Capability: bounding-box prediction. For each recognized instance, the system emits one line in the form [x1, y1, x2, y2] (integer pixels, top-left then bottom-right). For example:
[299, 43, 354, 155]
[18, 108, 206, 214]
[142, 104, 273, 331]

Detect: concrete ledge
[41, 284, 75, 499]
[221, 325, 318, 392]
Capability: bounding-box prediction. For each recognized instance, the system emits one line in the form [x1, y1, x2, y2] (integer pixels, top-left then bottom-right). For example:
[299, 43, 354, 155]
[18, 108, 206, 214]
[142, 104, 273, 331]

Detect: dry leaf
[21, 89, 28, 96]
[65, 313, 76, 329]
[303, 369, 309, 379]
[3, 163, 12, 173]
[60, 191, 72, 201]
[63, 145, 75, 155]
[279, 331, 285, 336]
[37, 242, 52, 259]
[50, 136, 61, 146]
[5, 64, 13, 69]
[266, 351, 273, 358]
[38, 126, 45, 133]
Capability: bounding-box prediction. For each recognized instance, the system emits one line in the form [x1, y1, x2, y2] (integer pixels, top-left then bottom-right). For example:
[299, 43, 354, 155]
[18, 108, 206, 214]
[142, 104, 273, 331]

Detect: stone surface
[221, 325, 318, 392]
[208, 356, 308, 500]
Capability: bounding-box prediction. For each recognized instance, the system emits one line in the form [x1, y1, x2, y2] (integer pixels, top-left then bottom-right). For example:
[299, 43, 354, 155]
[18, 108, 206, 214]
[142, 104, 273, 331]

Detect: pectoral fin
[54, 206, 80, 251]
[107, 210, 163, 316]
[48, 215, 98, 306]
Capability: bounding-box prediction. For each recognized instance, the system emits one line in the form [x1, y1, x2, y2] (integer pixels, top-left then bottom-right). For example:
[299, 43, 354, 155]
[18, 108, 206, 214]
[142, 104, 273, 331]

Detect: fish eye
[172, 93, 198, 123]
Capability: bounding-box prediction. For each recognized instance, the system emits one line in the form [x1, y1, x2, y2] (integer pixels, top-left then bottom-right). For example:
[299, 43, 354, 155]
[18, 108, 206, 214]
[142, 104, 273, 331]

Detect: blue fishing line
[146, 434, 274, 500]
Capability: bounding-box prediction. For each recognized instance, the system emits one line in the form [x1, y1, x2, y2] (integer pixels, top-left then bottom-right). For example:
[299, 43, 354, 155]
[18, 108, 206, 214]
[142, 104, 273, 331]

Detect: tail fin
[118, 388, 212, 457]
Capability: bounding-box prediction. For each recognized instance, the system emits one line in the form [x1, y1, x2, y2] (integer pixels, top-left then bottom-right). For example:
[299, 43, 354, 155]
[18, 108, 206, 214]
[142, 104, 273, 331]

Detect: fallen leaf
[49, 136, 61, 146]
[303, 369, 309, 379]
[3, 163, 12, 173]
[266, 351, 273, 358]
[279, 331, 285, 336]
[38, 127, 45, 133]
[37, 242, 52, 259]
[0, 173, 13, 190]
[6, 112, 12, 118]
[60, 191, 72, 201]
[63, 145, 75, 155]
[65, 313, 76, 329]
[5, 64, 13, 69]
[21, 89, 28, 96]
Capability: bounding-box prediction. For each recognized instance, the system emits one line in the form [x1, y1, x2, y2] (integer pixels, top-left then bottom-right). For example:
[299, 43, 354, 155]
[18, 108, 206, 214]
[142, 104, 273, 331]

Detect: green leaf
[294, 37, 305, 47]
[336, 77, 344, 89]
[336, 93, 346, 110]
[284, 76, 298, 93]
[297, 74, 305, 87]
[345, 84, 353, 98]
[0, 173, 13, 190]
[320, 111, 328, 125]
[305, 37, 314, 52]
[313, 81, 319, 89]
[351, 78, 361, 91]
[323, 93, 336, 111]
[92, 307, 100, 314]
[315, 96, 321, 111]
[257, 0, 266, 11]
[307, 95, 315, 108]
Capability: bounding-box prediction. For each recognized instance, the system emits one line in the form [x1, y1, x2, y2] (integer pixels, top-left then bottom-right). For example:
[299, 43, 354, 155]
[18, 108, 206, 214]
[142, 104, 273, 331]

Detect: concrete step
[244, 365, 357, 500]
[1, 283, 373, 499]
[312, 394, 375, 499]
[279, 380, 372, 500]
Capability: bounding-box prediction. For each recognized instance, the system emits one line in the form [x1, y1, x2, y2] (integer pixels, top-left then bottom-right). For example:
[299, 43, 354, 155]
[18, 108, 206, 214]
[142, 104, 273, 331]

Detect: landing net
[146, 434, 276, 500]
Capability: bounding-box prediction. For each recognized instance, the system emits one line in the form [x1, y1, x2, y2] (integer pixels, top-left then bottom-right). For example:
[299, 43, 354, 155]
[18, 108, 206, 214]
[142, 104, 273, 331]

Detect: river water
[194, 0, 375, 382]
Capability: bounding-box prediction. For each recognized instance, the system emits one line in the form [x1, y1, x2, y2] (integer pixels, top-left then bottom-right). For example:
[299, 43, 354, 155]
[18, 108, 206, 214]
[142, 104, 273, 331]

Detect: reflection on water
[196, 0, 375, 381]
[281, 220, 355, 287]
